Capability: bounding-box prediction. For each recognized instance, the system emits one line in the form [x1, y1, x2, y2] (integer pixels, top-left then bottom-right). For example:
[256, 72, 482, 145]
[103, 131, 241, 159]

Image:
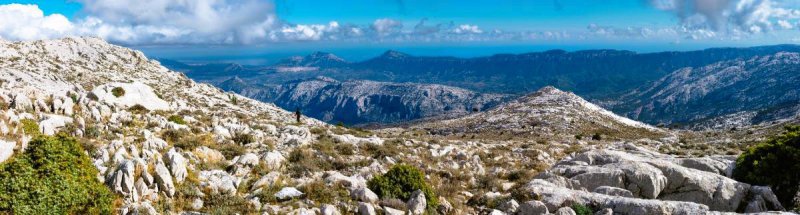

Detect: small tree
[368, 164, 438, 209]
[733, 125, 800, 210]
[0, 134, 115, 214]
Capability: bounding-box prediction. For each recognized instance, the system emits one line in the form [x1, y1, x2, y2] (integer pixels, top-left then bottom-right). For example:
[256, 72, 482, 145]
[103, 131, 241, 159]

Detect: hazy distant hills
[162, 44, 800, 127]
[217, 76, 508, 125]
[612, 52, 800, 129]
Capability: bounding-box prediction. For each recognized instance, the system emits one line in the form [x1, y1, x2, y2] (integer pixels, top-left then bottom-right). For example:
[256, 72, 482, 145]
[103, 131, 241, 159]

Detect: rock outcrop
[525, 144, 786, 214]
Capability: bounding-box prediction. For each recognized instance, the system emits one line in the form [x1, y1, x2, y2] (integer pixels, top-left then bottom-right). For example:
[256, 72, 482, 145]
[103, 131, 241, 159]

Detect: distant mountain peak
[379, 50, 411, 59]
[307, 51, 346, 62]
[274, 51, 347, 67]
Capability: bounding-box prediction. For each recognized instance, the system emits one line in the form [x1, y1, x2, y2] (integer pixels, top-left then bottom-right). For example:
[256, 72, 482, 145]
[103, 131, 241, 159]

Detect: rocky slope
[218, 76, 508, 126]
[412, 86, 666, 141]
[613, 52, 800, 129]
[0, 37, 794, 215]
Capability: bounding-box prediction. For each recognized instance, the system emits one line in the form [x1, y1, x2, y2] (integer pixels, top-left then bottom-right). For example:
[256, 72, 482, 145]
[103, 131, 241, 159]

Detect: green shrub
[20, 118, 40, 136]
[232, 133, 255, 145]
[168, 115, 186, 125]
[0, 134, 115, 214]
[111, 87, 125, 97]
[572, 203, 593, 215]
[591, 133, 602, 141]
[733, 125, 800, 210]
[85, 126, 101, 138]
[128, 104, 149, 114]
[301, 180, 350, 205]
[175, 134, 213, 151]
[368, 164, 438, 209]
[287, 148, 332, 177]
[162, 129, 189, 143]
[216, 143, 246, 160]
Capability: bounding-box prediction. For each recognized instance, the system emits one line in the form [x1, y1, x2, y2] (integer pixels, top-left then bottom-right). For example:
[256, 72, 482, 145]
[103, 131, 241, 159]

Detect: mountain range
[162, 45, 800, 128]
[218, 76, 508, 125]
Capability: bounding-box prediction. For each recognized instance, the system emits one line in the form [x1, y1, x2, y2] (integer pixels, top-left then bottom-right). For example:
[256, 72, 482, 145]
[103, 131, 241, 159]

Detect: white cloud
[452, 25, 483, 34]
[273, 21, 341, 41]
[648, 0, 800, 33]
[777, 19, 794, 29]
[371, 18, 403, 36]
[0, 4, 74, 41]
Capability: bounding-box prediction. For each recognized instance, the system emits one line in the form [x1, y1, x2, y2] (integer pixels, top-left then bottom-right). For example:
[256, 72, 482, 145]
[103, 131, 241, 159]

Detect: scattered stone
[357, 202, 376, 215]
[275, 187, 304, 200]
[351, 187, 379, 203]
[555, 207, 577, 215]
[498, 199, 519, 214]
[406, 190, 427, 215]
[166, 148, 187, 183]
[154, 160, 176, 197]
[517, 200, 549, 215]
[320, 204, 341, 215]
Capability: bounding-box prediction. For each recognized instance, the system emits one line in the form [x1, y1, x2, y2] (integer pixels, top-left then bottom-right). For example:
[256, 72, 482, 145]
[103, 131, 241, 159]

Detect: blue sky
[1, 0, 800, 63]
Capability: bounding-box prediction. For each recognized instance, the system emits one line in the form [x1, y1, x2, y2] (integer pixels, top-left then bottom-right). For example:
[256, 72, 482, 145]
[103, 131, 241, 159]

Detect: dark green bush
[733, 125, 800, 210]
[20, 119, 40, 136]
[168, 115, 186, 125]
[591, 133, 602, 140]
[232, 133, 255, 145]
[0, 134, 115, 214]
[368, 164, 438, 209]
[111, 87, 125, 97]
[128, 104, 149, 114]
[572, 203, 593, 215]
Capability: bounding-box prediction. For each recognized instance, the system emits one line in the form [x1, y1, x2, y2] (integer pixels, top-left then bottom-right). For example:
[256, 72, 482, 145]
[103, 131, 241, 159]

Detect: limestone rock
[555, 207, 576, 215]
[154, 160, 176, 197]
[351, 187, 379, 203]
[517, 200, 549, 215]
[406, 190, 427, 215]
[107, 160, 136, 196]
[497, 199, 519, 214]
[199, 170, 239, 195]
[275, 187, 304, 200]
[357, 202, 376, 215]
[166, 148, 187, 183]
[320, 204, 341, 215]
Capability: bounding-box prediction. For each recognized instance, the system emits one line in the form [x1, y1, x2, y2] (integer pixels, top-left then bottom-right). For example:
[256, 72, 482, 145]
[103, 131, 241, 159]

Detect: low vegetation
[20, 118, 40, 136]
[111, 86, 125, 97]
[733, 125, 800, 210]
[368, 164, 438, 209]
[168, 115, 186, 125]
[0, 134, 116, 214]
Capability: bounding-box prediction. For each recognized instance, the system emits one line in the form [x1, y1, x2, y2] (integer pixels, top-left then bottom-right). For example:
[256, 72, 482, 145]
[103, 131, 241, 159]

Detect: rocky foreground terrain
[0, 37, 797, 214]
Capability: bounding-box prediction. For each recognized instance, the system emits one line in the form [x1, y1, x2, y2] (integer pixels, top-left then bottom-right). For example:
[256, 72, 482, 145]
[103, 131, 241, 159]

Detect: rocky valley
[0, 37, 797, 215]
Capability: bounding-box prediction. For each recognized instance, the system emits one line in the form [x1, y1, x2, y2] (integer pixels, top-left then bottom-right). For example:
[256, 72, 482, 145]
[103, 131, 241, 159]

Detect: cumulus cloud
[0, 4, 74, 41]
[371, 18, 403, 36]
[0, 3, 501, 45]
[452, 25, 483, 34]
[648, 0, 800, 33]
